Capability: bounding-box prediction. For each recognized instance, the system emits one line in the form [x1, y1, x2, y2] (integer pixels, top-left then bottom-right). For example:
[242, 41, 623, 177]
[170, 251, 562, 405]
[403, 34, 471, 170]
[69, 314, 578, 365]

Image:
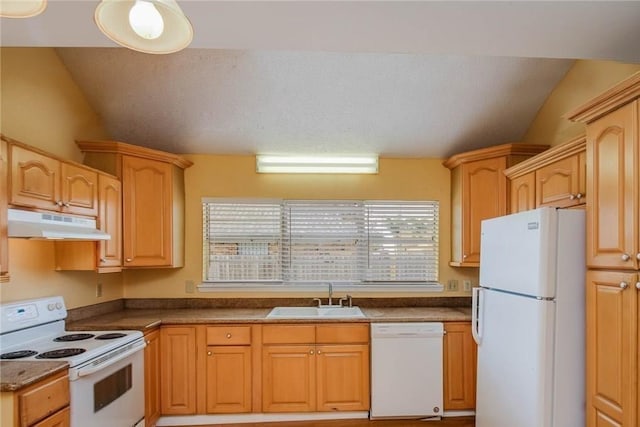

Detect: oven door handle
[73, 339, 146, 380]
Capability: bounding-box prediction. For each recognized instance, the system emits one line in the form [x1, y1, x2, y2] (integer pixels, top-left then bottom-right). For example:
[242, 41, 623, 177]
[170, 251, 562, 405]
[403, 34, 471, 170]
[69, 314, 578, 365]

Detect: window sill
[197, 282, 444, 293]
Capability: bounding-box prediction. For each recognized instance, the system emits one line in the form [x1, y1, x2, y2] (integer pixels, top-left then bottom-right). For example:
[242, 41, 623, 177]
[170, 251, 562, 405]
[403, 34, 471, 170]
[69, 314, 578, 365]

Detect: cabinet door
[586, 270, 638, 427]
[443, 322, 477, 411]
[206, 346, 252, 413]
[509, 172, 535, 214]
[586, 101, 639, 270]
[0, 139, 8, 281]
[97, 174, 122, 269]
[262, 345, 316, 412]
[316, 344, 369, 412]
[144, 329, 161, 427]
[60, 162, 98, 216]
[160, 327, 197, 415]
[535, 155, 581, 208]
[122, 156, 173, 267]
[10, 144, 60, 211]
[461, 157, 507, 264]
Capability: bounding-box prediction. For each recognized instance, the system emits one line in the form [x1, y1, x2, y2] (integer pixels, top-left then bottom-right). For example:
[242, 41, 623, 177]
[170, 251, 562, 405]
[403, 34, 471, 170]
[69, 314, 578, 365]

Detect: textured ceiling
[4, 1, 640, 157]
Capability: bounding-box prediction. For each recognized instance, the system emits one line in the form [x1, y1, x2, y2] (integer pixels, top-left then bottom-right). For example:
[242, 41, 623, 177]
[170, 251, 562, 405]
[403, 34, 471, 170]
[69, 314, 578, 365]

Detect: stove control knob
[47, 303, 55, 311]
[55, 302, 62, 310]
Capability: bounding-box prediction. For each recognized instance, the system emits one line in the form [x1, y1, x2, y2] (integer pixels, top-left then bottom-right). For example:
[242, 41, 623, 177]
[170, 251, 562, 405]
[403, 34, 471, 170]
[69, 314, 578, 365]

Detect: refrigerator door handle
[472, 287, 483, 344]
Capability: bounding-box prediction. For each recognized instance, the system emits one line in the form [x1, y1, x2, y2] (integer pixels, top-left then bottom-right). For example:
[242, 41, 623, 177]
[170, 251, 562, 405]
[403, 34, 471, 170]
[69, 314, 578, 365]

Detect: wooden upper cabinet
[1, 139, 9, 282]
[586, 270, 638, 427]
[8, 141, 99, 216]
[444, 143, 548, 267]
[505, 135, 586, 214]
[509, 172, 535, 214]
[9, 143, 60, 211]
[77, 140, 192, 268]
[122, 156, 173, 267]
[566, 72, 640, 271]
[97, 174, 122, 269]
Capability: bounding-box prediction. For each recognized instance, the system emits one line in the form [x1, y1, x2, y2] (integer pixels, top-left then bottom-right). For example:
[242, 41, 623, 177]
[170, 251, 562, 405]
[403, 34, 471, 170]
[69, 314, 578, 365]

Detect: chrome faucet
[328, 282, 333, 306]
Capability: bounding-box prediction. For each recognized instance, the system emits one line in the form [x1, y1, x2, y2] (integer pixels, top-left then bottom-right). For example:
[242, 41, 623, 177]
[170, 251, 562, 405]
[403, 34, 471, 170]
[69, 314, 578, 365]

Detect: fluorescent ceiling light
[256, 155, 378, 174]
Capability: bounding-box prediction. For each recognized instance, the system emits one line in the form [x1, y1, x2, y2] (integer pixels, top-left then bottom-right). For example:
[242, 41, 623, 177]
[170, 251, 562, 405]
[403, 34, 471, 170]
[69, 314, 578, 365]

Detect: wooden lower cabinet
[160, 326, 197, 415]
[586, 270, 638, 427]
[144, 329, 161, 426]
[316, 344, 369, 412]
[262, 344, 316, 412]
[443, 322, 477, 411]
[0, 138, 8, 282]
[261, 324, 370, 413]
[31, 407, 69, 427]
[206, 346, 253, 413]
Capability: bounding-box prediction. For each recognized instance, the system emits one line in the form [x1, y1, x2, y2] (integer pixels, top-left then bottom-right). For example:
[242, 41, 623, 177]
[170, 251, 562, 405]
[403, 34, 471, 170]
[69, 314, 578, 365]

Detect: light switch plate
[463, 280, 472, 292]
[447, 280, 459, 291]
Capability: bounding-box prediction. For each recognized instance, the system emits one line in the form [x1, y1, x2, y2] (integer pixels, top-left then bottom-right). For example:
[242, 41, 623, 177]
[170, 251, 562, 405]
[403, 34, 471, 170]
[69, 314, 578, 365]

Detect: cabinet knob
[636, 253, 640, 261]
[636, 282, 640, 291]
[62, 202, 70, 207]
[226, 333, 232, 339]
[462, 254, 468, 259]
[317, 350, 322, 355]
[569, 194, 576, 200]
[309, 350, 314, 355]
[621, 253, 631, 262]
[620, 281, 629, 289]
[54, 200, 63, 207]
[576, 193, 583, 199]
[126, 258, 132, 262]
[207, 351, 212, 356]
[99, 258, 106, 263]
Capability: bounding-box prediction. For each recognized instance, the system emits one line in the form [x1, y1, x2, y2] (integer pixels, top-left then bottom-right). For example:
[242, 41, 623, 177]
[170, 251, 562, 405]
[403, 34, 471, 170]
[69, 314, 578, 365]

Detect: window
[202, 199, 439, 286]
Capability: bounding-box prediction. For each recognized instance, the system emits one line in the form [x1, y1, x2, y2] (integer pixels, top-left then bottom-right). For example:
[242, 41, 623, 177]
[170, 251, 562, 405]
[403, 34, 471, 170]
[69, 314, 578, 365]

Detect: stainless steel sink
[266, 306, 365, 319]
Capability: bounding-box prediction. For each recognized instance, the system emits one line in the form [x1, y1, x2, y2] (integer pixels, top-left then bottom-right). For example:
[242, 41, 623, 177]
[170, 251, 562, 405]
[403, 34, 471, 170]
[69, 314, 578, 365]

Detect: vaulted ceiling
[3, 1, 640, 157]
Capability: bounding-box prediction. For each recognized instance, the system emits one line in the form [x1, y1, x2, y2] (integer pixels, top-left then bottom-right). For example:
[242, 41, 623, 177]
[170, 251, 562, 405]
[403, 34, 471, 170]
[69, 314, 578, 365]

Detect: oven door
[70, 338, 146, 427]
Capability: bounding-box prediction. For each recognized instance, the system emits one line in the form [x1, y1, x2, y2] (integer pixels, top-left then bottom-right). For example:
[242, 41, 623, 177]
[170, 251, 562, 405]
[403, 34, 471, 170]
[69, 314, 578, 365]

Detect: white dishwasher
[370, 322, 444, 419]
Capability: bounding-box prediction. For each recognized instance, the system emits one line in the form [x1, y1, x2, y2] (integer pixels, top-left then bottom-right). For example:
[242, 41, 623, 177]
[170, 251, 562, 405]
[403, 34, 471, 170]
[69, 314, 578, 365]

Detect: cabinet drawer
[32, 406, 70, 427]
[262, 325, 315, 344]
[316, 324, 369, 344]
[19, 373, 70, 426]
[207, 326, 251, 345]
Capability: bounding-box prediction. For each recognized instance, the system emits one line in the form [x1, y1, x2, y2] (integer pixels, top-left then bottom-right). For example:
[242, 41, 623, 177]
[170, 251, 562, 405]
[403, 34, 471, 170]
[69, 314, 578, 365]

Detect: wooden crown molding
[565, 71, 640, 124]
[76, 140, 194, 169]
[504, 134, 586, 179]
[443, 143, 549, 170]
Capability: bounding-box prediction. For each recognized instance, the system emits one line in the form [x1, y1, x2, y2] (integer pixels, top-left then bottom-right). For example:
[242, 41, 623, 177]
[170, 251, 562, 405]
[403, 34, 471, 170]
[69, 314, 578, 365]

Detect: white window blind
[203, 200, 282, 282]
[202, 199, 439, 285]
[283, 201, 367, 283]
[366, 201, 439, 282]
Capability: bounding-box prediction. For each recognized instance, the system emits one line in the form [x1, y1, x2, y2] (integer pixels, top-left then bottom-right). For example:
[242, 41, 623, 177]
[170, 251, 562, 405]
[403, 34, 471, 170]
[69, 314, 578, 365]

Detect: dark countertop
[0, 361, 68, 392]
[66, 306, 472, 331]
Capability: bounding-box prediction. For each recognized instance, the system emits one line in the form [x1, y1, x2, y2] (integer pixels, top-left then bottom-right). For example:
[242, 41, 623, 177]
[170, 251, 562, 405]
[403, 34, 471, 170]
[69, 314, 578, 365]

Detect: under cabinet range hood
[7, 209, 111, 240]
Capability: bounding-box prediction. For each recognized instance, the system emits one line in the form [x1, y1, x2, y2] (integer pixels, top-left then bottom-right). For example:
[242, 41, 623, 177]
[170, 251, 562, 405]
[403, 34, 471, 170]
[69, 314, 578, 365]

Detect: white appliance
[370, 322, 444, 419]
[7, 208, 111, 240]
[0, 296, 145, 427]
[473, 207, 585, 427]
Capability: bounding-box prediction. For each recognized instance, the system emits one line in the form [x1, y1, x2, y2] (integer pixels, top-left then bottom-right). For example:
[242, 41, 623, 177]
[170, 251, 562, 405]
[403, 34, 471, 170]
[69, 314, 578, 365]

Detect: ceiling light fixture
[0, 0, 47, 18]
[256, 155, 379, 174]
[94, 0, 193, 54]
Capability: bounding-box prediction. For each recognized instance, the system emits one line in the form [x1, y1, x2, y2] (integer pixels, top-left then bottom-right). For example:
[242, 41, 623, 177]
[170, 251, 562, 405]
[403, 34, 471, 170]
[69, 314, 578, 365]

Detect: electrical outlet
[96, 282, 103, 298]
[447, 280, 459, 291]
[185, 280, 195, 294]
[463, 280, 472, 292]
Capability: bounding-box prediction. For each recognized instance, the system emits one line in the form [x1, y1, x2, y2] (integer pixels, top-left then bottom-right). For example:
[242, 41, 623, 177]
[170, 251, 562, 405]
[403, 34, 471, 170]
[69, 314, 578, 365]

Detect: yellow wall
[0, 48, 123, 308]
[123, 155, 478, 298]
[523, 59, 640, 146]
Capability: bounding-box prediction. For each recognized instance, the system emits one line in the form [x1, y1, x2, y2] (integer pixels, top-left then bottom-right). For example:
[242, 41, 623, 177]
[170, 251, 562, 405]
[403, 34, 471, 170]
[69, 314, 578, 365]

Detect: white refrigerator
[473, 207, 585, 427]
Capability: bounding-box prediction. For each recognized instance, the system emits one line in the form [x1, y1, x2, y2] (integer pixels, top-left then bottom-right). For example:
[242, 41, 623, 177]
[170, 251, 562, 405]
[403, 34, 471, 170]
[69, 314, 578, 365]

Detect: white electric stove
[0, 296, 146, 427]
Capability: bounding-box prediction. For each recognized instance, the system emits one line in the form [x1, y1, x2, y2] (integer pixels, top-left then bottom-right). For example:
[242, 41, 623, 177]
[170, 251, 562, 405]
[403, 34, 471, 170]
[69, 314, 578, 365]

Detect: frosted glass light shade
[95, 0, 193, 54]
[0, 0, 47, 18]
